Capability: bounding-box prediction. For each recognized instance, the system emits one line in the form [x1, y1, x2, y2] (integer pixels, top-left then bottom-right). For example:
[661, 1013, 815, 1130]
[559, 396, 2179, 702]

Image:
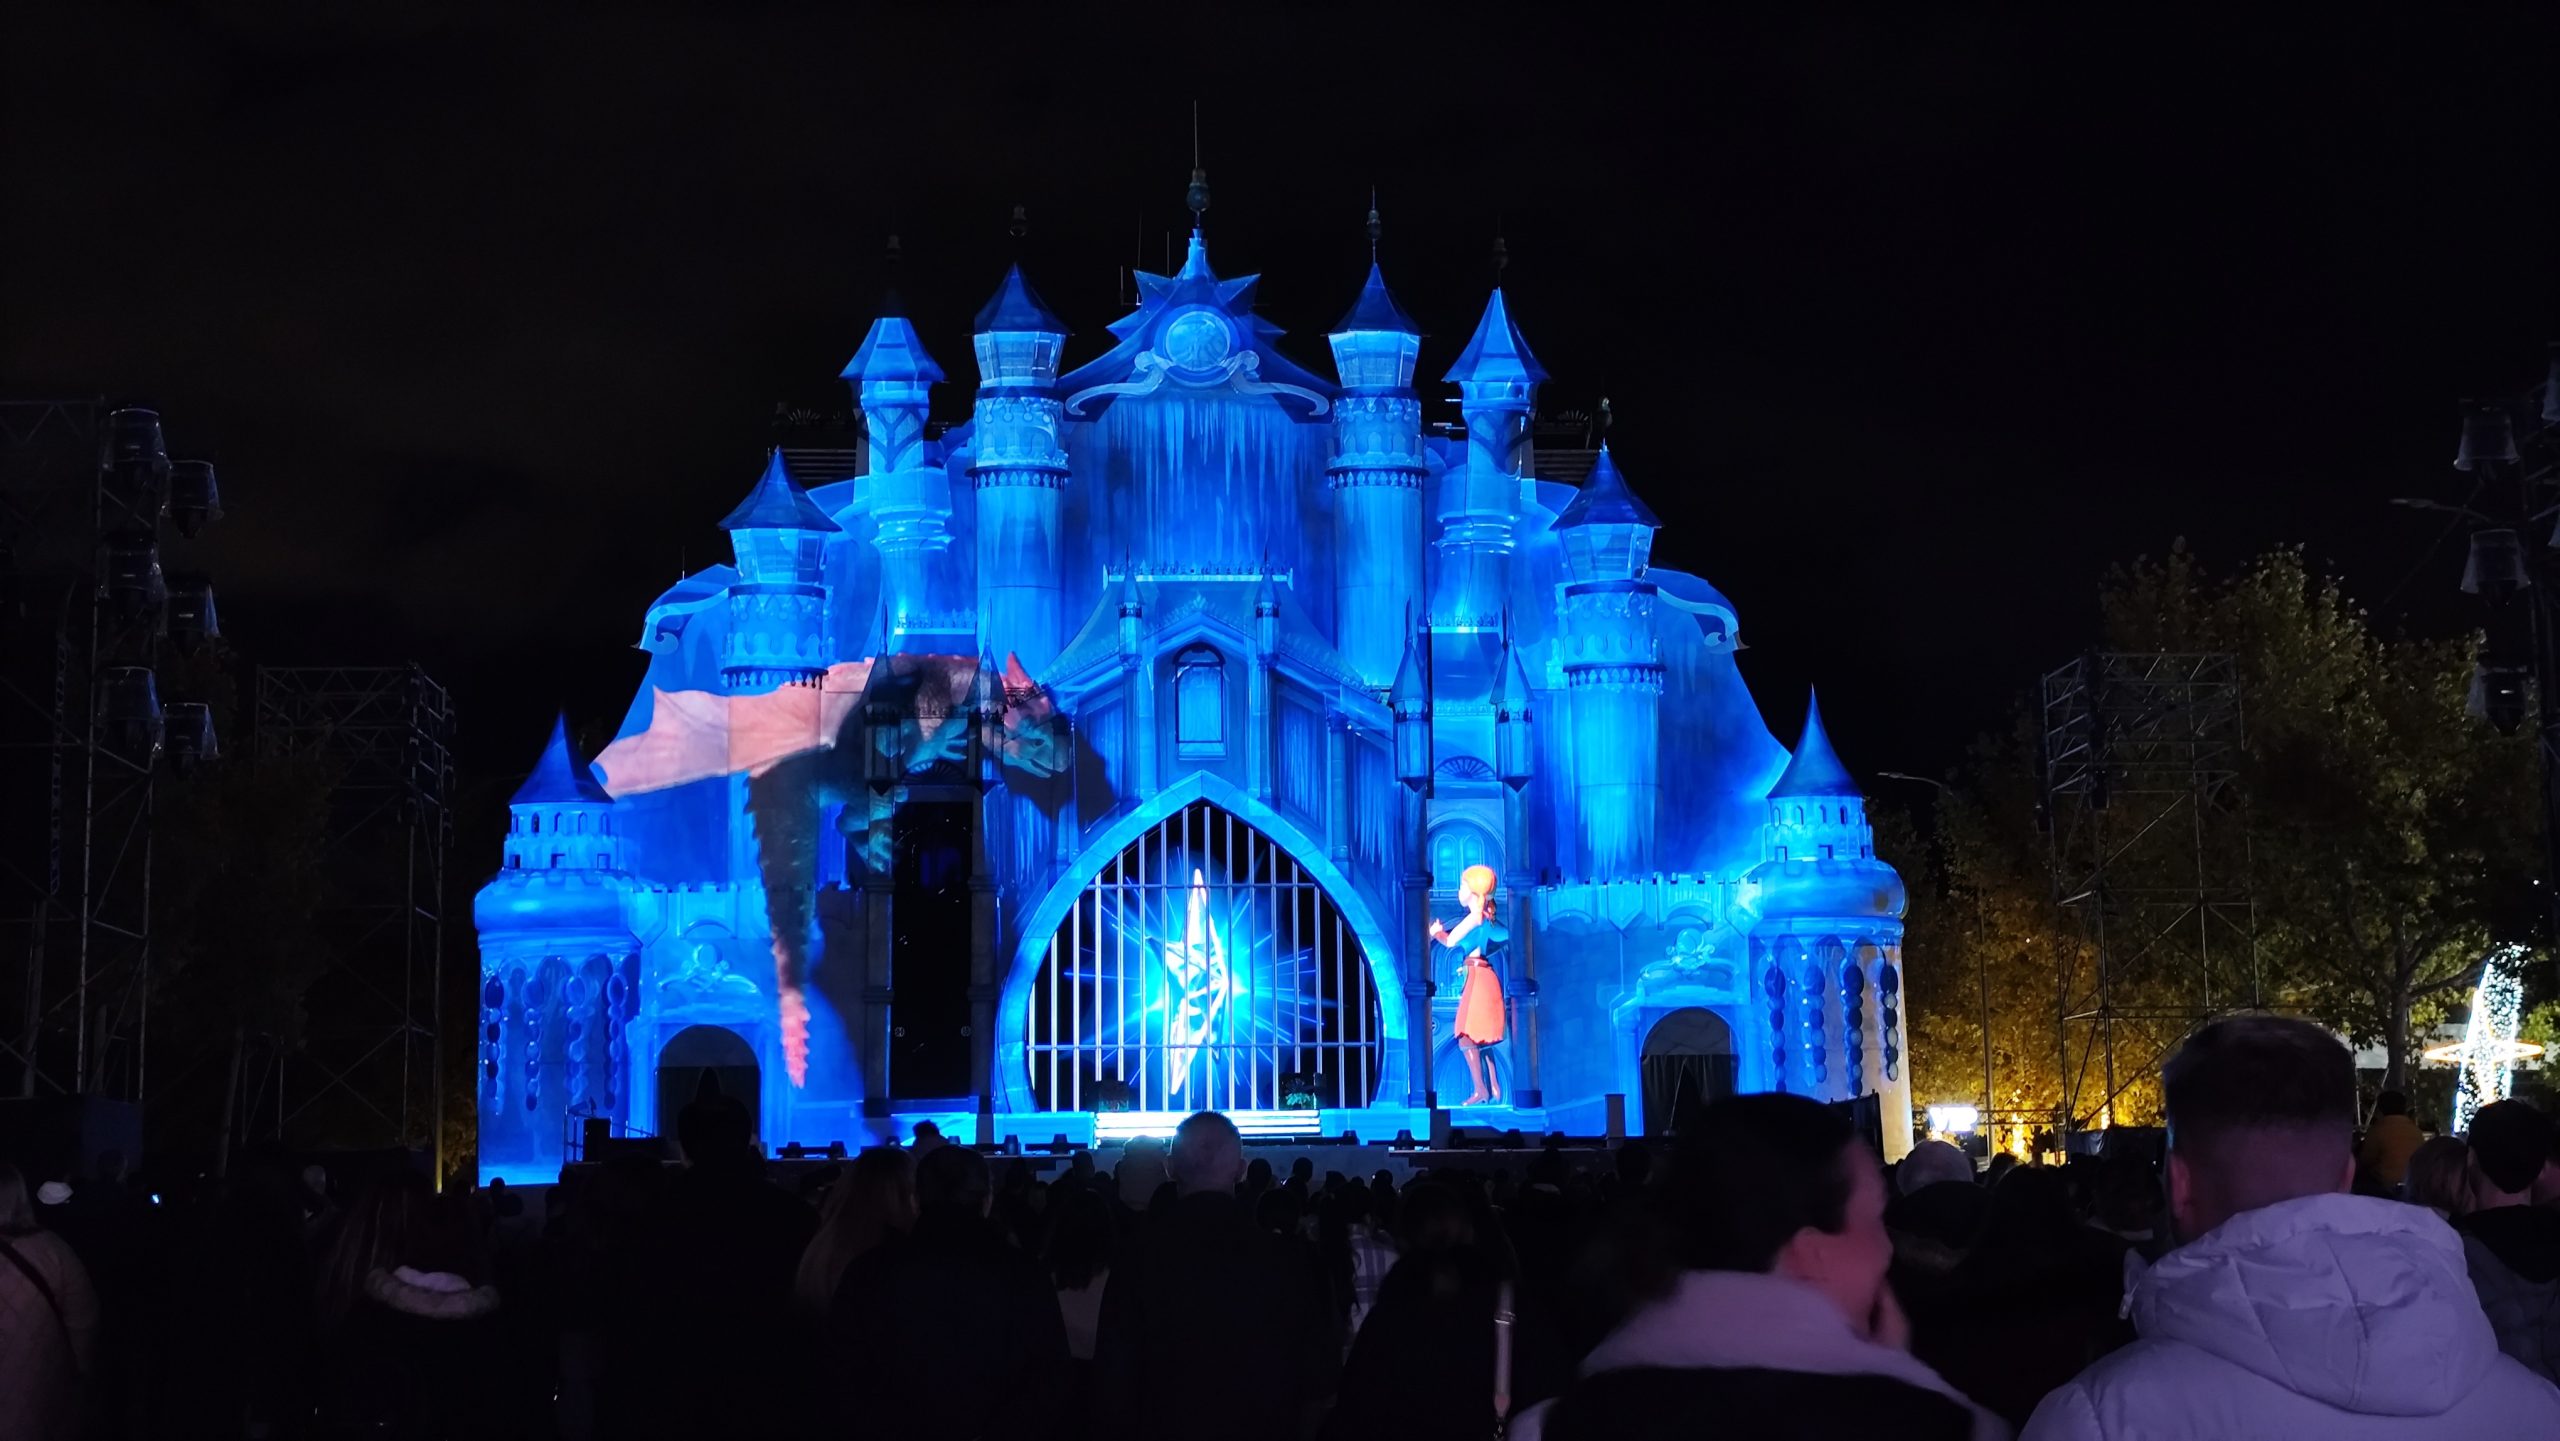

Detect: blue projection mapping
[473, 198, 1911, 1181]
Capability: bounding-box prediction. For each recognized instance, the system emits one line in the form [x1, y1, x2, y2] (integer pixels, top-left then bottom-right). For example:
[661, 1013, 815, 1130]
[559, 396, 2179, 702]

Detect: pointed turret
[1442, 288, 1549, 387]
[842, 291, 947, 388]
[972, 263, 1068, 338]
[513, 713, 614, 807]
[1769, 691, 1860, 799]
[1325, 235, 1429, 686]
[969, 261, 1072, 673]
[1552, 443, 1661, 583]
[1745, 685, 1905, 1153]
[721, 450, 842, 535]
[846, 275, 952, 652]
[1333, 261, 1419, 338]
[1437, 286, 1545, 632]
[476, 713, 637, 1182]
[1391, 627, 1433, 787]
[720, 452, 836, 691]
[1494, 638, 1536, 787]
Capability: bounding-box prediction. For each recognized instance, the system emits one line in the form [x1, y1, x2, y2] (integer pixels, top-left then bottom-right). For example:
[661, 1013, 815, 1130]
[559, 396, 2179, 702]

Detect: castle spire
[512, 712, 613, 806]
[1769, 689, 1860, 798]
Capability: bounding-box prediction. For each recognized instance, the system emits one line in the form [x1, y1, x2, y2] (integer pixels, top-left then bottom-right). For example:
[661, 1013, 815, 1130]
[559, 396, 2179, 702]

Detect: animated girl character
[1428, 863, 1508, 1106]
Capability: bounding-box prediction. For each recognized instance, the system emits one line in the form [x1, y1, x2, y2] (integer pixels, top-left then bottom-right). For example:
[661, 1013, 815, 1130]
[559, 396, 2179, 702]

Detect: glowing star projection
[1160, 868, 1233, 1100]
[2427, 943, 2542, 1133]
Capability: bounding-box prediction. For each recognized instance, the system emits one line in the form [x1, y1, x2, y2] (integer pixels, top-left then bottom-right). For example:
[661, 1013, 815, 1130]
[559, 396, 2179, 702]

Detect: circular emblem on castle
[1160, 306, 1234, 374]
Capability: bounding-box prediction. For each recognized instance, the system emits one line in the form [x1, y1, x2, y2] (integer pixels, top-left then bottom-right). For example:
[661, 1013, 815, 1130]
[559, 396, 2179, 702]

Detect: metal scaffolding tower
[252, 666, 454, 1165]
[3, 399, 220, 1106]
[2043, 652, 2260, 1132]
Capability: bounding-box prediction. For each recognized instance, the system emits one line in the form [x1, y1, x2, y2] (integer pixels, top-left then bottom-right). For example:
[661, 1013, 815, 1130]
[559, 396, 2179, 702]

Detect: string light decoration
[2426, 943, 2541, 1133]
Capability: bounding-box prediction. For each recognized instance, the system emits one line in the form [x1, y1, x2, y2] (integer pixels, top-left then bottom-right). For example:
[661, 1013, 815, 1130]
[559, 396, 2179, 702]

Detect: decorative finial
[1008, 204, 1028, 241]
[1492, 232, 1509, 285]
[1186, 102, 1210, 221]
[1598, 397, 1613, 437]
[886, 232, 902, 267]
[1367, 186, 1381, 260]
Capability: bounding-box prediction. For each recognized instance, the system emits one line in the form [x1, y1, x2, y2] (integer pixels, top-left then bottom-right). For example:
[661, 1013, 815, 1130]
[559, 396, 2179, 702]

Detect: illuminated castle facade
[472, 201, 1911, 1180]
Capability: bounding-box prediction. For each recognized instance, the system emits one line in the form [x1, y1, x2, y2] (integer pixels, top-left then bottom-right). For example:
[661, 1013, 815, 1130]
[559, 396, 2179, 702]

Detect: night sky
[9, 5, 2559, 819]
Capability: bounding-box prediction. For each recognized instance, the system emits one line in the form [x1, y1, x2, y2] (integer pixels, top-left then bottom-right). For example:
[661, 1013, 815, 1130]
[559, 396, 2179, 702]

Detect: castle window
[598, 853, 612, 870]
[507, 854, 520, 869]
[1820, 844, 1835, 860]
[551, 852, 566, 869]
[1430, 822, 1498, 887]
[1175, 644, 1226, 757]
[1776, 846, 1789, 862]
[530, 814, 540, 834]
[1791, 806, 1803, 825]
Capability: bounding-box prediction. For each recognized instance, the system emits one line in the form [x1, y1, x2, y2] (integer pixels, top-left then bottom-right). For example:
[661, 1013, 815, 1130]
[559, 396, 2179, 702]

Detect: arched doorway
[656, 1023, 758, 1142]
[1641, 1007, 1736, 1136]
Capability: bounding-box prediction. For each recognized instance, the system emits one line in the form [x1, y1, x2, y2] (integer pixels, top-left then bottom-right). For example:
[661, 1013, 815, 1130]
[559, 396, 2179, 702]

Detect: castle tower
[1326, 252, 1427, 686]
[473, 715, 639, 1179]
[1550, 442, 1662, 876]
[1437, 288, 1547, 631]
[1745, 691, 1913, 1157]
[719, 450, 841, 691]
[969, 264, 1071, 674]
[844, 286, 950, 651]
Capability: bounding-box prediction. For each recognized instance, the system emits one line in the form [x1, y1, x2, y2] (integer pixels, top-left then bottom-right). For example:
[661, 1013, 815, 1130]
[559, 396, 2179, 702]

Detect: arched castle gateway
[472, 191, 1910, 1181]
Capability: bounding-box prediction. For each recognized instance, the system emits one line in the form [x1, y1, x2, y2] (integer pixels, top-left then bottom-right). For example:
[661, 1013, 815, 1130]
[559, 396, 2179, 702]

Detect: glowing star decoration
[1160, 868, 1233, 1099]
[2428, 943, 2541, 1133]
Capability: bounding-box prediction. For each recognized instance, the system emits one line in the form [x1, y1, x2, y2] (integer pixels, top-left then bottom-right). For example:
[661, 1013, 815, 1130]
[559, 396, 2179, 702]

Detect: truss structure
[251, 666, 454, 1163]
[2043, 652, 2260, 1131]
[2, 399, 171, 1103]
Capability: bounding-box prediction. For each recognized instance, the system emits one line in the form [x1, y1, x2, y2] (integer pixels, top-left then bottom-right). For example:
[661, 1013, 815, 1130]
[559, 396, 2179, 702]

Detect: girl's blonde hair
[1461, 863, 1499, 920]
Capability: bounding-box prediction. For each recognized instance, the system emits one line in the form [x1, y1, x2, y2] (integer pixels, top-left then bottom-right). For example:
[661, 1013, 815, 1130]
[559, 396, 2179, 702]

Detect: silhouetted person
[2455, 1100, 2560, 1382]
[827, 1142, 1068, 1438]
[1046, 1185, 1119, 1440]
[1325, 1180, 1566, 1441]
[2024, 1016, 2560, 1438]
[1912, 1167, 2130, 1431]
[2358, 1088, 2424, 1191]
[793, 1144, 915, 1315]
[0, 1162, 97, 1441]
[616, 1081, 814, 1440]
[1094, 1111, 1337, 1441]
[1520, 1093, 2000, 1441]
[2406, 1134, 2472, 1218]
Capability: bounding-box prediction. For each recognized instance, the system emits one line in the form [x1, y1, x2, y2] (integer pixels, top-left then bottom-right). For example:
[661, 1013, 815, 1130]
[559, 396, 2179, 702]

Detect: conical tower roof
[1332, 261, 1419, 336]
[842, 300, 946, 384]
[973, 263, 1068, 336]
[1494, 639, 1535, 714]
[1768, 690, 1860, 799]
[1443, 288, 1548, 385]
[720, 450, 841, 532]
[512, 713, 614, 806]
[1552, 443, 1661, 529]
[1389, 630, 1431, 713]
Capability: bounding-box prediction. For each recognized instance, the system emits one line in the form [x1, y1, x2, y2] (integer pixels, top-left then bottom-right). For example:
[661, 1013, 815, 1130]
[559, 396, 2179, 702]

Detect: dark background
[9, 2, 2558, 828]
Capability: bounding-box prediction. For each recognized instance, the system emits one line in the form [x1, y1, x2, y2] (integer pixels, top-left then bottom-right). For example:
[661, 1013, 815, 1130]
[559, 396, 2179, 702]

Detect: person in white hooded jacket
[2025, 1016, 2560, 1440]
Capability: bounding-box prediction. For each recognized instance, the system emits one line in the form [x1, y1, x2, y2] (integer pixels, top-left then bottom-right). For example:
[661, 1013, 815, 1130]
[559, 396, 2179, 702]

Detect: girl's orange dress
[1454, 922, 1508, 1045]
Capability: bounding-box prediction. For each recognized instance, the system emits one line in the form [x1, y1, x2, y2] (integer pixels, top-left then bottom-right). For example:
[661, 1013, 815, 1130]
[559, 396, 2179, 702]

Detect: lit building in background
[472, 194, 1910, 1179]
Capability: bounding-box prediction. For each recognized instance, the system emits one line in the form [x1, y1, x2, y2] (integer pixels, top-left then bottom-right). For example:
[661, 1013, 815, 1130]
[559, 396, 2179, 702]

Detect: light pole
[2405, 357, 2560, 957]
[1877, 770, 1996, 1137]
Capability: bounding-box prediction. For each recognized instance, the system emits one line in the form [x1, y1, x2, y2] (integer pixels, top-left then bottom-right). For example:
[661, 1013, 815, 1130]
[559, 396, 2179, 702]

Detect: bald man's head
[1170, 1110, 1244, 1196]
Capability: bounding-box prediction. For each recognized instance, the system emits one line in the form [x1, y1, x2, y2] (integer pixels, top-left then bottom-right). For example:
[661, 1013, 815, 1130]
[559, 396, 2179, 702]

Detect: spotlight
[2471, 656, 2530, 735]
[2456, 402, 2519, 472]
[2463, 529, 2533, 601]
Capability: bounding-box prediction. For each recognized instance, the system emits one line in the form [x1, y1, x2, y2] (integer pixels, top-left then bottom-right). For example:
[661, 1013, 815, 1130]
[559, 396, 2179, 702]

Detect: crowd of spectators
[5, 1016, 2560, 1438]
